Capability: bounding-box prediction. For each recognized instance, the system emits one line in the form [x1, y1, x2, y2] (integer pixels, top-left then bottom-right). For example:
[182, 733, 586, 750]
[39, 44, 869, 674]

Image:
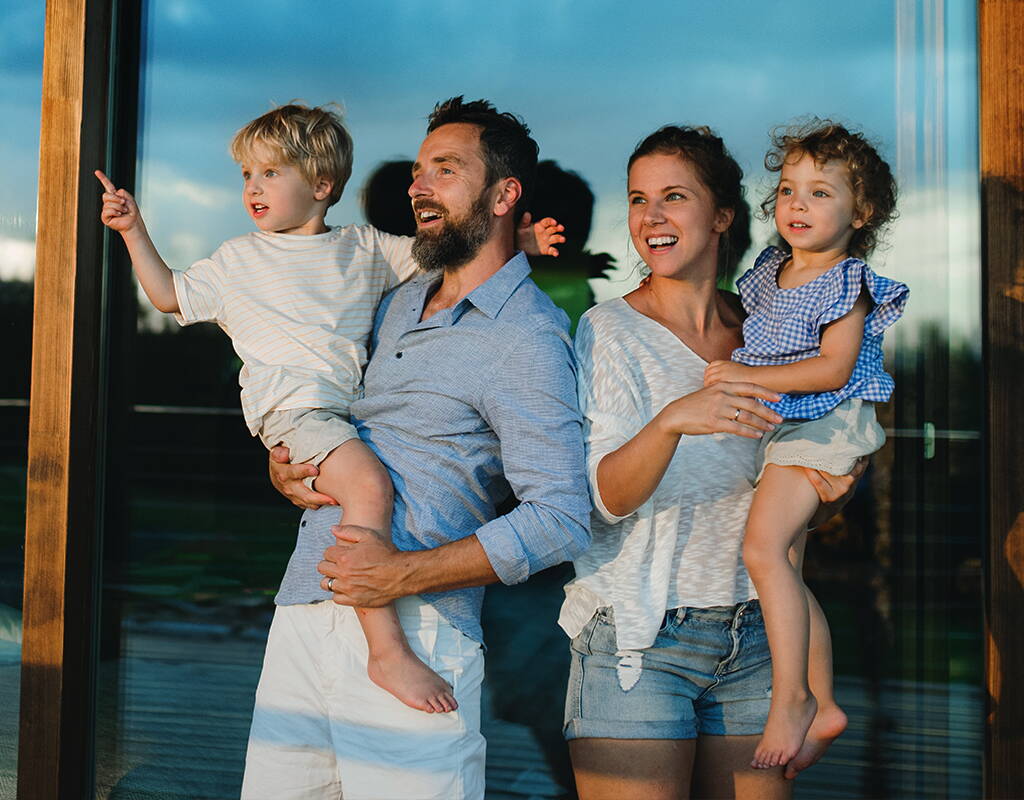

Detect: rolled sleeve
[477, 324, 591, 585]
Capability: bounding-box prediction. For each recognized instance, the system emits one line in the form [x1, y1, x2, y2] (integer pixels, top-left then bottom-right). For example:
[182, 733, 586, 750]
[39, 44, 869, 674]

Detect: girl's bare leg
[781, 535, 849, 779]
[570, 738, 697, 800]
[742, 464, 821, 768]
[316, 439, 457, 713]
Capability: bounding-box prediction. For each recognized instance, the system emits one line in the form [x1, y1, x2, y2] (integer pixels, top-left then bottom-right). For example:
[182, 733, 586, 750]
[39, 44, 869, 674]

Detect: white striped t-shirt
[172, 225, 417, 435]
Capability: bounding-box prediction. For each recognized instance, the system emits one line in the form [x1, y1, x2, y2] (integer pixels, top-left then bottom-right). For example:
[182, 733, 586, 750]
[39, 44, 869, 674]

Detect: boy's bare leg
[742, 465, 820, 769]
[315, 439, 457, 713]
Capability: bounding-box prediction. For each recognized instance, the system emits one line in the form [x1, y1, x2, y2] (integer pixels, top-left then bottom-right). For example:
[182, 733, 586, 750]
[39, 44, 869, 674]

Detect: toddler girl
[704, 120, 908, 770]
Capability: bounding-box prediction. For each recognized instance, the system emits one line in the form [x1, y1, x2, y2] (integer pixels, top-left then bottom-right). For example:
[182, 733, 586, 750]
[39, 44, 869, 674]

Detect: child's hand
[517, 211, 565, 257]
[96, 170, 143, 234]
[704, 360, 751, 387]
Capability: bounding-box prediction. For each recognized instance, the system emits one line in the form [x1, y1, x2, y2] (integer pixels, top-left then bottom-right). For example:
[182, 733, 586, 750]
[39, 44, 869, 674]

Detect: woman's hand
[805, 457, 868, 528]
[268, 445, 338, 510]
[655, 381, 782, 440]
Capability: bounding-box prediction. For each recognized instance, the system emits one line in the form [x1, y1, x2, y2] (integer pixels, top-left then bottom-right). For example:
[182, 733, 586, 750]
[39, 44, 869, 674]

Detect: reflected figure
[528, 160, 613, 333]
[360, 159, 415, 237]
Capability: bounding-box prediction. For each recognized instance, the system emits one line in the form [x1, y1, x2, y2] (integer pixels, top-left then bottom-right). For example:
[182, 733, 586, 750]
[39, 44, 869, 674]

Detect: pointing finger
[94, 169, 117, 193]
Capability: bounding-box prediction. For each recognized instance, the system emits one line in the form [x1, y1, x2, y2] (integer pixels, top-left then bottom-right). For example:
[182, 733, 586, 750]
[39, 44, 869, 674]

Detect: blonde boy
[97, 103, 562, 713]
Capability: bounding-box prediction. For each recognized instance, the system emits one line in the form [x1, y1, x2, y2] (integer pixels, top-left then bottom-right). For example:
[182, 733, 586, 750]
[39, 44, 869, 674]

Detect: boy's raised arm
[95, 170, 179, 313]
[516, 211, 565, 257]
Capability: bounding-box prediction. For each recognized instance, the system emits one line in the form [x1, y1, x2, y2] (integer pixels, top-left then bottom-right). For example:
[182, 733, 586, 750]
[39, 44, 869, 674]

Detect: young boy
[96, 103, 563, 714]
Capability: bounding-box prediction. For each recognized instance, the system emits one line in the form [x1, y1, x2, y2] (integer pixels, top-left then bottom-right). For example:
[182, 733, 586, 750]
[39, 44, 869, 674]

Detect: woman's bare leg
[570, 738, 696, 800]
[316, 439, 456, 713]
[692, 735, 792, 800]
[742, 465, 821, 768]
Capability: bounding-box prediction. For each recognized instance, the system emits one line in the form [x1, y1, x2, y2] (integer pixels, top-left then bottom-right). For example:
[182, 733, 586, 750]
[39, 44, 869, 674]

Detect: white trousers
[241, 598, 486, 800]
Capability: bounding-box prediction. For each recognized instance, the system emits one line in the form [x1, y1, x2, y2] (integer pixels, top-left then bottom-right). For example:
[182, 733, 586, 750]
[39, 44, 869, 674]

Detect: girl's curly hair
[760, 119, 897, 259]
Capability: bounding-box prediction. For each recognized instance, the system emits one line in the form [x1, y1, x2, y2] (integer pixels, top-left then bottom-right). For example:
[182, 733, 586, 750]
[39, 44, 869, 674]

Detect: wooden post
[18, 0, 114, 795]
[981, 1, 1024, 796]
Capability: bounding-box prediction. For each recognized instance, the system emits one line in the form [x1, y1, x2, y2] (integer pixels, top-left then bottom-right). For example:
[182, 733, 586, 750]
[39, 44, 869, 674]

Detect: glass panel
[96, 1, 982, 796]
[0, 0, 44, 792]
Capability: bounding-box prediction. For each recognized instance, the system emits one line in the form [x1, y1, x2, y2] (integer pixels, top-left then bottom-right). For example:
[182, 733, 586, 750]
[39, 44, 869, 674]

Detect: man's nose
[409, 174, 430, 198]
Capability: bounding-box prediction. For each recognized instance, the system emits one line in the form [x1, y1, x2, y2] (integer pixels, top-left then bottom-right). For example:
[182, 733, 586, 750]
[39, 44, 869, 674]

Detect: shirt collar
[461, 251, 532, 320]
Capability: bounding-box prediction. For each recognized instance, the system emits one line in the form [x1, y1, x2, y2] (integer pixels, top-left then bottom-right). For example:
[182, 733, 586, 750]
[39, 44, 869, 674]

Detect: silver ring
[326, 577, 335, 592]
[732, 408, 741, 421]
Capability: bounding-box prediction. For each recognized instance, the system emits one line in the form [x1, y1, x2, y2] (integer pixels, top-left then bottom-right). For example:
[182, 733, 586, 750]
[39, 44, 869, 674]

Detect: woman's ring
[732, 408, 741, 421]
[327, 577, 335, 592]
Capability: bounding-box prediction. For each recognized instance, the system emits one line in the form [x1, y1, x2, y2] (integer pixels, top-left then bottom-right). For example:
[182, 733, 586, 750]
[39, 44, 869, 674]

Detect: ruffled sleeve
[735, 246, 783, 315]
[816, 258, 909, 336]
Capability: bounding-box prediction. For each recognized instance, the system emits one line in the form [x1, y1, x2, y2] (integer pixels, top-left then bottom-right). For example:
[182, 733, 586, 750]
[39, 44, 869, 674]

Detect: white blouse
[558, 298, 759, 652]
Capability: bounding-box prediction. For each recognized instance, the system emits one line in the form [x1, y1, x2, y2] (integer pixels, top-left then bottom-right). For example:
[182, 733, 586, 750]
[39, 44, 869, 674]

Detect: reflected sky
[0, 0, 978, 341]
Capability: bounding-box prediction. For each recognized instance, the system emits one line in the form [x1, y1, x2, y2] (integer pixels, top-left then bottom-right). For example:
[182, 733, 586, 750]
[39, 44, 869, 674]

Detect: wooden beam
[981, 1, 1024, 797]
[18, 0, 114, 795]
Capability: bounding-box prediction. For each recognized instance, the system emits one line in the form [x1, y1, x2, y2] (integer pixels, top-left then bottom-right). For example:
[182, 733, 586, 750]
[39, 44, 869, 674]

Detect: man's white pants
[241, 597, 485, 800]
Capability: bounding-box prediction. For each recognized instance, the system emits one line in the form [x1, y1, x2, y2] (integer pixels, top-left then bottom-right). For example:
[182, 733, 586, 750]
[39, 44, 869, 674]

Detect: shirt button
[395, 351, 403, 358]
[300, 520, 307, 527]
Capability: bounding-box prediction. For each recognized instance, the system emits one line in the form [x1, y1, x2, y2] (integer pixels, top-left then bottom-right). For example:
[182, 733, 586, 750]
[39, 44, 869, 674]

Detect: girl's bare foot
[783, 702, 848, 779]
[367, 647, 458, 714]
[752, 692, 817, 769]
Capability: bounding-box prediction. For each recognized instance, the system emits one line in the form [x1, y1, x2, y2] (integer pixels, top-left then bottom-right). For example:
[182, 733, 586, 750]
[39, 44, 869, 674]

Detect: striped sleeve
[172, 251, 226, 326]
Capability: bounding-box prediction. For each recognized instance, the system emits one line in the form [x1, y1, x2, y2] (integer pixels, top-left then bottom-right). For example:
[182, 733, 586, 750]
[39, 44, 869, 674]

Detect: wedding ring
[732, 408, 741, 421]
[327, 577, 335, 592]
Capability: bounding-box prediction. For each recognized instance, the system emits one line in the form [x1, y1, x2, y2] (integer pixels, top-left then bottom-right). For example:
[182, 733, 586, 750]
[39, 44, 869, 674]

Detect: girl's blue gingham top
[731, 246, 909, 420]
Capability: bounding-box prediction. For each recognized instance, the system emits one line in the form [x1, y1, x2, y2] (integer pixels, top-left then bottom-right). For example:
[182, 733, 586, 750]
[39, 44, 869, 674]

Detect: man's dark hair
[427, 96, 538, 223]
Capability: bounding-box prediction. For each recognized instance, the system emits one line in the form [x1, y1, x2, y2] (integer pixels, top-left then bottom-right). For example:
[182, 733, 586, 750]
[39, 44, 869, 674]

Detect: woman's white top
[558, 297, 759, 652]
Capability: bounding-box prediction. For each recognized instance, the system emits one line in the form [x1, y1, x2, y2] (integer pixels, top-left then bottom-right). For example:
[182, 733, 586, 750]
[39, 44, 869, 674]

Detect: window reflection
[91, 1, 984, 796]
[0, 0, 45, 788]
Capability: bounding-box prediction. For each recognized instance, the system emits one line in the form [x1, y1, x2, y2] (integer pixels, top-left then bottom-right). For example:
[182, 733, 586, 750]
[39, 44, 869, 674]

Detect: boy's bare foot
[752, 692, 817, 769]
[783, 703, 848, 779]
[367, 648, 458, 714]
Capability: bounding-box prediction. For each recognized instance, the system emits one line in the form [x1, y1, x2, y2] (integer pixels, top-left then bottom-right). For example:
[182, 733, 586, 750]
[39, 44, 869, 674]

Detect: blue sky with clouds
[1, 0, 979, 340]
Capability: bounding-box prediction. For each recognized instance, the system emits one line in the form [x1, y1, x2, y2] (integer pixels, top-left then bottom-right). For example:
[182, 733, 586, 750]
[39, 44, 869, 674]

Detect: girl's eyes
[666, 192, 685, 201]
[813, 189, 829, 197]
[778, 186, 792, 196]
[629, 195, 646, 205]
[264, 170, 277, 178]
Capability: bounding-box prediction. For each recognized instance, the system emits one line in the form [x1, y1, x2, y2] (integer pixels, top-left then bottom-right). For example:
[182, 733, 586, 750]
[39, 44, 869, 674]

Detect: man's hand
[268, 445, 337, 510]
[318, 524, 407, 607]
[517, 211, 565, 257]
[805, 456, 868, 529]
[704, 359, 753, 387]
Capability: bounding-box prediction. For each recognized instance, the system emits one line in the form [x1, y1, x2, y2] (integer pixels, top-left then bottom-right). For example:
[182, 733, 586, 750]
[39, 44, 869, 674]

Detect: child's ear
[313, 177, 333, 202]
[852, 201, 872, 230]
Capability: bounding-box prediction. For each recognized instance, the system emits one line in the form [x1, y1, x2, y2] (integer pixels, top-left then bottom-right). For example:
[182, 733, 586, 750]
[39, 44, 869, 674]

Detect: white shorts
[241, 598, 486, 800]
[757, 398, 885, 481]
[259, 407, 360, 467]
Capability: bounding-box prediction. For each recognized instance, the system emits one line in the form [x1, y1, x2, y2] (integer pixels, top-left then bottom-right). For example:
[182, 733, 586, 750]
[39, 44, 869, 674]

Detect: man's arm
[96, 170, 179, 313]
[298, 323, 590, 606]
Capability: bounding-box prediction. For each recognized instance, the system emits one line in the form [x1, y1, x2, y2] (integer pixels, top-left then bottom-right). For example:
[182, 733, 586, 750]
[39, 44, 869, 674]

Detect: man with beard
[240, 98, 591, 800]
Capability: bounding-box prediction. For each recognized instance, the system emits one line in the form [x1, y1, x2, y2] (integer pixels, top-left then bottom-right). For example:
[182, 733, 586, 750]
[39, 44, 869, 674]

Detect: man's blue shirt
[274, 252, 591, 644]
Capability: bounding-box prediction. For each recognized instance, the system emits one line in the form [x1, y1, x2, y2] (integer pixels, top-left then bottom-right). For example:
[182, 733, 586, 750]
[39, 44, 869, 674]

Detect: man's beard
[412, 191, 493, 273]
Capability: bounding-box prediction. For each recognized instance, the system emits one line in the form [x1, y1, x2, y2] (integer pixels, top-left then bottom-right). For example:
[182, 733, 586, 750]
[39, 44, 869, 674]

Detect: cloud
[0, 236, 34, 282]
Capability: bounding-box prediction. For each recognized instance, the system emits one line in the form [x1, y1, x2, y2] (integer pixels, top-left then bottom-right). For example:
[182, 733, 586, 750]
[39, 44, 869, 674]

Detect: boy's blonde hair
[230, 103, 353, 207]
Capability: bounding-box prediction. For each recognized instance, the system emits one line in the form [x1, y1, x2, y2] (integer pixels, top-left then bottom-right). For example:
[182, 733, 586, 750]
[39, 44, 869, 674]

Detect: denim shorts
[563, 601, 772, 740]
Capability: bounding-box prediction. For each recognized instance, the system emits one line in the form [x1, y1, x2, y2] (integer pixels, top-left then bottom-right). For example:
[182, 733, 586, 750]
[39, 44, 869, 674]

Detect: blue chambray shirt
[274, 252, 592, 644]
